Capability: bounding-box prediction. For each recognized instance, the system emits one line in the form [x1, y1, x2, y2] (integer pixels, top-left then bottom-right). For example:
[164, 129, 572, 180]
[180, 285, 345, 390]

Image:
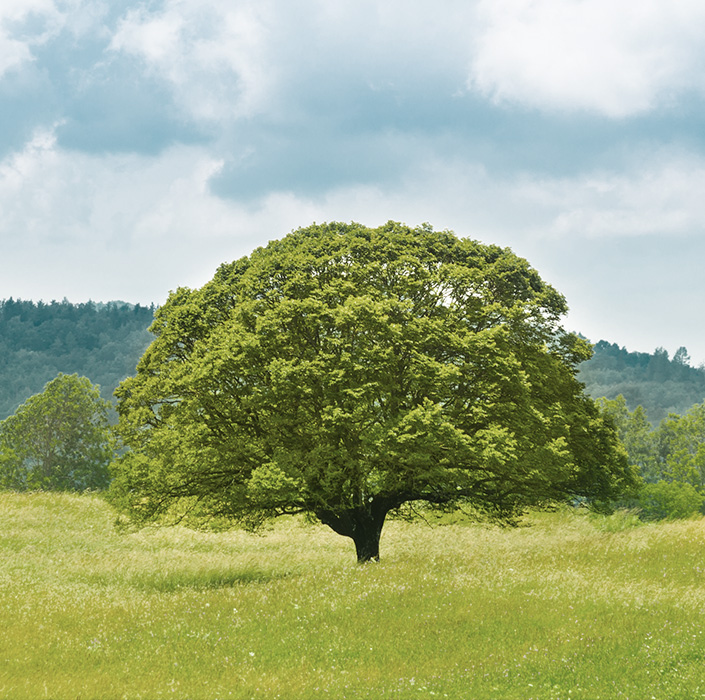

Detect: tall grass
[2, 493, 705, 699]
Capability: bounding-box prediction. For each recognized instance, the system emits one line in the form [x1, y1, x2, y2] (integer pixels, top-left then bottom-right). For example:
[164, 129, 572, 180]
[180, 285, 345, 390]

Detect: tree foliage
[0, 299, 154, 420]
[596, 396, 658, 482]
[658, 403, 705, 490]
[0, 373, 114, 491]
[110, 222, 635, 561]
[580, 342, 705, 424]
[599, 396, 705, 520]
[638, 480, 704, 521]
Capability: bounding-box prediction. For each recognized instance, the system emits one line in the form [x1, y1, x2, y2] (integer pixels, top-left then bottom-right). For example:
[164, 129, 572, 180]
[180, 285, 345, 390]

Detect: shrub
[637, 480, 704, 521]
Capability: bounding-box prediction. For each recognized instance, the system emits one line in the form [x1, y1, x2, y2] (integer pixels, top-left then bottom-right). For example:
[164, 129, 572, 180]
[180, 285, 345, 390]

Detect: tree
[657, 403, 705, 490]
[596, 396, 658, 482]
[579, 342, 705, 425]
[0, 298, 153, 420]
[638, 480, 704, 521]
[0, 373, 113, 491]
[110, 222, 636, 562]
[673, 346, 691, 367]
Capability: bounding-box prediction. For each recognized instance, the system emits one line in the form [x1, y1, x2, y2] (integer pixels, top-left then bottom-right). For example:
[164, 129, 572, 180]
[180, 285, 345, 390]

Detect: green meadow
[2, 494, 705, 699]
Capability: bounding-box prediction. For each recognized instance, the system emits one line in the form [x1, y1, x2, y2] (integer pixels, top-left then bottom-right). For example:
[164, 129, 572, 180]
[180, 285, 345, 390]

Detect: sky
[2, 1, 705, 363]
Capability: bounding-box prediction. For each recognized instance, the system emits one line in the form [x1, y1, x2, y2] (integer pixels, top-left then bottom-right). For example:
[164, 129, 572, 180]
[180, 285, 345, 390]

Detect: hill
[578, 340, 705, 423]
[2, 297, 703, 425]
[0, 298, 153, 419]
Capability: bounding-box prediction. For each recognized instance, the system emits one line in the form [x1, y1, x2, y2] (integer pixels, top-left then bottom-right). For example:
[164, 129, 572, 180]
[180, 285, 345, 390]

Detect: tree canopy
[598, 395, 705, 520]
[0, 298, 153, 420]
[110, 222, 636, 561]
[579, 341, 705, 424]
[0, 373, 113, 491]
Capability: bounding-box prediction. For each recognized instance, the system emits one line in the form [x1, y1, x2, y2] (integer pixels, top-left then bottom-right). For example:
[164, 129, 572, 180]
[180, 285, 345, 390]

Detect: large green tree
[110, 222, 635, 562]
[0, 373, 113, 491]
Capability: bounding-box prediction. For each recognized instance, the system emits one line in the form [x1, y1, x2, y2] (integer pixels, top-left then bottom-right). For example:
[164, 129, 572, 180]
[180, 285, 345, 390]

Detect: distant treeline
[0, 298, 154, 420]
[579, 341, 705, 424]
[2, 297, 704, 426]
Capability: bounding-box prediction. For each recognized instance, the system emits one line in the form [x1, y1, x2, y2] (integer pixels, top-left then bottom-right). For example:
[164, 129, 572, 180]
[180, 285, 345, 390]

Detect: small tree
[596, 396, 658, 482]
[658, 403, 705, 489]
[0, 373, 113, 491]
[110, 222, 636, 562]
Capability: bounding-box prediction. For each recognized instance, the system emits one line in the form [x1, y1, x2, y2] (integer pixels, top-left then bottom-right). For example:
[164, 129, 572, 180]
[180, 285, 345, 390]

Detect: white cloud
[0, 128, 252, 301]
[513, 156, 705, 238]
[0, 0, 109, 77]
[0, 0, 58, 76]
[3, 124, 705, 361]
[106, 0, 481, 126]
[4, 0, 705, 366]
[284, 152, 705, 244]
[469, 0, 705, 117]
[110, 0, 276, 122]
[4, 119, 705, 302]
[0, 33, 31, 77]
[0, 127, 497, 302]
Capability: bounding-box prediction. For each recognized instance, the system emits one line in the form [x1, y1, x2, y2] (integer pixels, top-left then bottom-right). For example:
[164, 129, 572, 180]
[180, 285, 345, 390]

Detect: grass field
[1, 493, 705, 699]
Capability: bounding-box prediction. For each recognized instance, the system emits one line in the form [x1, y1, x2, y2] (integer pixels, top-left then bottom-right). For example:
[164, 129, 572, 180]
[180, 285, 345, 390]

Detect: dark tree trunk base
[352, 529, 381, 563]
[316, 498, 393, 563]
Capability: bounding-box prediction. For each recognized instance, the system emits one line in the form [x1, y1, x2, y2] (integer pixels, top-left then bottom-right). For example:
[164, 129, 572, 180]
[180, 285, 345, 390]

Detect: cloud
[3, 121, 705, 362]
[512, 154, 705, 238]
[106, 0, 479, 128]
[0, 125, 496, 303]
[469, 0, 705, 117]
[97, 0, 485, 194]
[0, 127, 244, 301]
[3, 0, 705, 366]
[0, 0, 110, 77]
[5, 0, 705, 172]
[0, 35, 30, 77]
[109, 0, 276, 122]
[0, 0, 61, 76]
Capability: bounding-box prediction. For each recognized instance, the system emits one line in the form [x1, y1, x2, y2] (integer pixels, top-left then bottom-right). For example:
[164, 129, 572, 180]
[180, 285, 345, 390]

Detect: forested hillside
[579, 341, 705, 424]
[2, 298, 704, 427]
[0, 299, 153, 420]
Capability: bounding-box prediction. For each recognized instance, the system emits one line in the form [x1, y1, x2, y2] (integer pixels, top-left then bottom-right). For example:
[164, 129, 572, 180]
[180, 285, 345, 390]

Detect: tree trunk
[316, 498, 393, 563]
[350, 513, 382, 563]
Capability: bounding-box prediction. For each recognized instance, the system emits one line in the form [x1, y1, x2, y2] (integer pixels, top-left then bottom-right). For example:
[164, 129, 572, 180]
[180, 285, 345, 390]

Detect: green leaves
[660, 404, 705, 489]
[638, 480, 705, 521]
[246, 461, 303, 510]
[594, 396, 705, 520]
[110, 221, 635, 550]
[0, 374, 113, 491]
